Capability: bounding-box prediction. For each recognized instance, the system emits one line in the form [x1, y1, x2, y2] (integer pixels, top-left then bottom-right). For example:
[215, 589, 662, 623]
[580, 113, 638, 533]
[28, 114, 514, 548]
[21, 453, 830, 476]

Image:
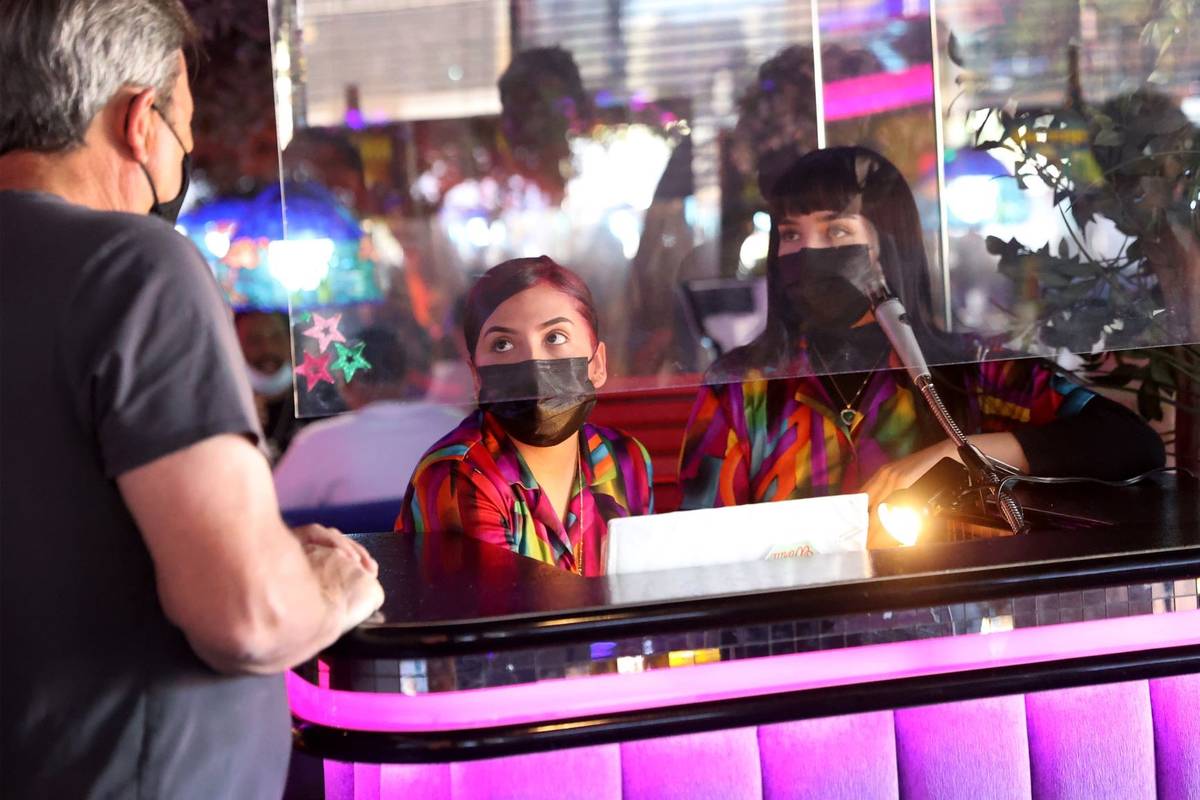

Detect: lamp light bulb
[878, 502, 923, 547]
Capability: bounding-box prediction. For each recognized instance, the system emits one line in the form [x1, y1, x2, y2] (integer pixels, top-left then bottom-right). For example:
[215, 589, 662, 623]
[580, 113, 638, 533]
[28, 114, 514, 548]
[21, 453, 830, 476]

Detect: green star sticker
[330, 340, 372, 383]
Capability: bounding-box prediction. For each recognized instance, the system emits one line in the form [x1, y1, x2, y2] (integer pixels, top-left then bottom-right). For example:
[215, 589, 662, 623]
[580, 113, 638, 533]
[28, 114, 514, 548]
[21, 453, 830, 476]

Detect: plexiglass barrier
[180, 1, 1200, 497]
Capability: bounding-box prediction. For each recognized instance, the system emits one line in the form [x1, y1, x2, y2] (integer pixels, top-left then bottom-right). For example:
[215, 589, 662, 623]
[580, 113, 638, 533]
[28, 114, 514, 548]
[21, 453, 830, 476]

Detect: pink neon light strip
[288, 610, 1200, 733]
[822, 64, 934, 121]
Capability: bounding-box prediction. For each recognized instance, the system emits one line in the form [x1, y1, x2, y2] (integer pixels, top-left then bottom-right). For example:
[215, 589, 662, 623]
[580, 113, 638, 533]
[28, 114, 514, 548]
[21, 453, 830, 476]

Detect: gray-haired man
[0, 2, 384, 797]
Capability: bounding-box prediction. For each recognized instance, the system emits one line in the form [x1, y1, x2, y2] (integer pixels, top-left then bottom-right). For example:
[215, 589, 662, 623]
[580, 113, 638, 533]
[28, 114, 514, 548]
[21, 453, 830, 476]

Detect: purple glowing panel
[894, 695, 1031, 800]
[382, 763, 448, 797]
[758, 712, 899, 800]
[287, 610, 1200, 734]
[1150, 673, 1200, 800]
[621, 728, 761, 800]
[326, 762, 452, 800]
[453, 744, 621, 800]
[354, 763, 381, 800]
[317, 680, 1200, 799]
[1026, 681, 1156, 799]
[323, 760, 353, 800]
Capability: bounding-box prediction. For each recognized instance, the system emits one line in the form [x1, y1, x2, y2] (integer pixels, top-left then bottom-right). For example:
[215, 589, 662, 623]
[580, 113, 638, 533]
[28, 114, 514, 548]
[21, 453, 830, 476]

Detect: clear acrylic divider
[231, 0, 1200, 422]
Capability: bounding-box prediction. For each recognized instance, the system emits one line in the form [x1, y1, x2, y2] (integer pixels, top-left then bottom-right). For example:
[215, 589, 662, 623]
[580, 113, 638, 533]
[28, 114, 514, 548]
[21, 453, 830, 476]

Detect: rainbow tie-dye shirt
[678, 353, 1092, 510]
[399, 410, 653, 576]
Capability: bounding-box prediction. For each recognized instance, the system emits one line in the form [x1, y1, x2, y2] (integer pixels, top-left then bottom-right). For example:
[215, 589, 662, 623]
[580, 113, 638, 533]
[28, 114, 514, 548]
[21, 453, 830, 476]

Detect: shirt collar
[478, 410, 606, 492]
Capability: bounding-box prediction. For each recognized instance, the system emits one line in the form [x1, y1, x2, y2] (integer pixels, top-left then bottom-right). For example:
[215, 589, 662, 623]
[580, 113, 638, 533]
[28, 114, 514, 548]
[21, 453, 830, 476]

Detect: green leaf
[985, 235, 1013, 256]
[1138, 380, 1165, 421]
[997, 258, 1027, 283]
[1058, 280, 1097, 302]
[1091, 362, 1143, 388]
[1054, 259, 1102, 278]
[947, 32, 966, 67]
[1071, 197, 1097, 230]
[1126, 238, 1144, 262]
[1150, 356, 1174, 386]
[1036, 269, 1072, 288]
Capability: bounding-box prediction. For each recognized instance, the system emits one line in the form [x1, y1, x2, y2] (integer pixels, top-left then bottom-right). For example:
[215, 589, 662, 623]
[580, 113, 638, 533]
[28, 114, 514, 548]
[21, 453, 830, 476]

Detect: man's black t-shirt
[0, 192, 291, 798]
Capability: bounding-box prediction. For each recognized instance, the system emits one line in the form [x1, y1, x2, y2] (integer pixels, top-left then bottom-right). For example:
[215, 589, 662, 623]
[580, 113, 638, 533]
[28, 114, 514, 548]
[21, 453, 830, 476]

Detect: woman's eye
[545, 330, 569, 346]
[491, 338, 514, 353]
[781, 230, 801, 242]
[828, 226, 849, 239]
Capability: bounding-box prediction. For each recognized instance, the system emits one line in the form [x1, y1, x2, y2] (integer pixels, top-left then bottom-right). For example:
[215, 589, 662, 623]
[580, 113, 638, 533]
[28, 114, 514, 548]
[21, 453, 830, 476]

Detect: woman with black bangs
[678, 146, 1163, 535]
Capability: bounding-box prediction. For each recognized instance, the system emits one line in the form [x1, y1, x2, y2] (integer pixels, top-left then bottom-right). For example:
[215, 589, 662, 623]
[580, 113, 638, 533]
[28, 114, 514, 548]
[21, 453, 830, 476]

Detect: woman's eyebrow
[537, 317, 574, 329]
[482, 324, 518, 337]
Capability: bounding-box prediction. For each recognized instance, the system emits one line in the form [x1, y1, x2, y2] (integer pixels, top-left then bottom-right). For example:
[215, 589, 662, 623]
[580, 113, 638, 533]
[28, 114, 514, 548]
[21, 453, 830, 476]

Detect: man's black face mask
[136, 104, 191, 224]
[772, 244, 875, 331]
[477, 356, 597, 447]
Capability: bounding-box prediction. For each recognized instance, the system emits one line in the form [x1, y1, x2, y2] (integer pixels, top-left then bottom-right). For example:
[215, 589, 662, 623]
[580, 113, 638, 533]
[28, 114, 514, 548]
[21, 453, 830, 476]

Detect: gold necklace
[810, 344, 887, 429]
[571, 441, 586, 575]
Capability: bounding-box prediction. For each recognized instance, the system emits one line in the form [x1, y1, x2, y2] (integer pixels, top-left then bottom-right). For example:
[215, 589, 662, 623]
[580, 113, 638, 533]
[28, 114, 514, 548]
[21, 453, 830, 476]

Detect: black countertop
[335, 474, 1200, 659]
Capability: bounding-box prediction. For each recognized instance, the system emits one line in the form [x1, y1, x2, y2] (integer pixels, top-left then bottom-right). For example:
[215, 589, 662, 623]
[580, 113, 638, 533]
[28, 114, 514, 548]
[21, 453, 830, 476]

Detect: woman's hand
[861, 432, 1030, 511]
[861, 440, 957, 548]
[860, 439, 957, 512]
[861, 432, 1030, 547]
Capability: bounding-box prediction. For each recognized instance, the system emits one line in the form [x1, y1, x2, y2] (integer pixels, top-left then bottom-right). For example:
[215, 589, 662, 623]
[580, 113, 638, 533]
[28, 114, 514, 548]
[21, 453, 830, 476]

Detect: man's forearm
[184, 528, 359, 674]
[119, 435, 383, 676]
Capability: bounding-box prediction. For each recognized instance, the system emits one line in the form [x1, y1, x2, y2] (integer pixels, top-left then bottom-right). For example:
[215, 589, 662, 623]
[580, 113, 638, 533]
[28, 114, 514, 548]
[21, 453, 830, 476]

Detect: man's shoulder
[4, 193, 210, 310]
[84, 210, 203, 275]
[2, 191, 193, 259]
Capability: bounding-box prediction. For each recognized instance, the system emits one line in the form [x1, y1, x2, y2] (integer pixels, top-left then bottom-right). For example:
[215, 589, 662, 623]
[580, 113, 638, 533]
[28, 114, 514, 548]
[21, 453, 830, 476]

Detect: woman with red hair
[398, 257, 653, 576]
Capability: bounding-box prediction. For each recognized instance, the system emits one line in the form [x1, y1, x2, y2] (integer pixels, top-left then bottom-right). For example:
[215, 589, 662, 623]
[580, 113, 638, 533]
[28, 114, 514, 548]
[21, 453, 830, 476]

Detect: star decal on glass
[294, 351, 334, 391]
[331, 341, 372, 383]
[302, 312, 346, 353]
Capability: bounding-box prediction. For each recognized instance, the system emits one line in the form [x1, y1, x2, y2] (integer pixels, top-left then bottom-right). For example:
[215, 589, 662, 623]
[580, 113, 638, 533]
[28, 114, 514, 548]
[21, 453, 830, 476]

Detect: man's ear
[123, 89, 158, 165]
[589, 342, 608, 390]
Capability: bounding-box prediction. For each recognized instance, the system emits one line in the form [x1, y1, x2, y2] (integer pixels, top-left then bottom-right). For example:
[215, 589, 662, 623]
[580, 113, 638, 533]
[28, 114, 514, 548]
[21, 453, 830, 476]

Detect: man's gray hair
[0, 0, 196, 156]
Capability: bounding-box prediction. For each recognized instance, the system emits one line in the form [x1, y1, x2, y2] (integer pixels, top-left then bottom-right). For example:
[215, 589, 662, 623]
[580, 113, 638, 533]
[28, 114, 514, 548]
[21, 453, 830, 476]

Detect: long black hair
[712, 146, 965, 380]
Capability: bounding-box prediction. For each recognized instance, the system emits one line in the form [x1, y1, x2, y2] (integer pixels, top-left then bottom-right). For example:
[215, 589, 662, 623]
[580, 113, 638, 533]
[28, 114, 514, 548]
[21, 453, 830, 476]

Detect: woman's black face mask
[477, 357, 597, 447]
[772, 244, 876, 331]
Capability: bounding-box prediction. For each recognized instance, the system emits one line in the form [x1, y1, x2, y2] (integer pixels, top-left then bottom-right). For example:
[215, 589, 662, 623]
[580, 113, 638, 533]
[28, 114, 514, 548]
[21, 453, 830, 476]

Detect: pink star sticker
[302, 312, 347, 353]
[294, 351, 334, 391]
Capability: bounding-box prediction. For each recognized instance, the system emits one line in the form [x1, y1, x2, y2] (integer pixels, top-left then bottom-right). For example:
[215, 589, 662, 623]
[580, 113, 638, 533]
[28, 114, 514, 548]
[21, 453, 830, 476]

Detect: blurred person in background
[234, 310, 305, 460]
[425, 294, 477, 406]
[231, 309, 302, 455]
[274, 326, 464, 510]
[496, 48, 632, 363]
